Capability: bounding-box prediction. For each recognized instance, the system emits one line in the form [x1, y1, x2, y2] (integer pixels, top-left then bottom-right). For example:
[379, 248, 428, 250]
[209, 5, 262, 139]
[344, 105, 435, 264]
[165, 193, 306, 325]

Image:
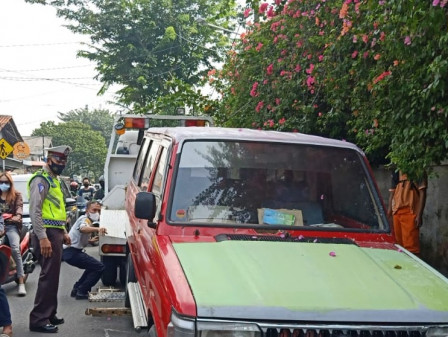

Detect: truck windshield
[169, 140, 387, 231]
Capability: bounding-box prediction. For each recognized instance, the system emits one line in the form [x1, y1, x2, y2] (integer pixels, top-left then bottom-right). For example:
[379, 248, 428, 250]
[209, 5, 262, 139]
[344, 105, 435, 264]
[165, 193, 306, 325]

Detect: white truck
[98, 114, 214, 286]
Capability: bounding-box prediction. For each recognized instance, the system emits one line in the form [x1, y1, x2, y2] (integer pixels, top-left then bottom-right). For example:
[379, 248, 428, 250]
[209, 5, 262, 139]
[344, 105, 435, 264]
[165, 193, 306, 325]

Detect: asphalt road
[3, 246, 145, 336]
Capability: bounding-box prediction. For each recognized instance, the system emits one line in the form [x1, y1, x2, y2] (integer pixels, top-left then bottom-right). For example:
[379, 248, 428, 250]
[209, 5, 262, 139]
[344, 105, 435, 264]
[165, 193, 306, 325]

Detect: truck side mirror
[135, 192, 156, 228]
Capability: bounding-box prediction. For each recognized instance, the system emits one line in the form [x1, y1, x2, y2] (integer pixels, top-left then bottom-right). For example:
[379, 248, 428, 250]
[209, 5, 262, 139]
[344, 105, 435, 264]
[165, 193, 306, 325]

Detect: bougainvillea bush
[208, 0, 448, 179]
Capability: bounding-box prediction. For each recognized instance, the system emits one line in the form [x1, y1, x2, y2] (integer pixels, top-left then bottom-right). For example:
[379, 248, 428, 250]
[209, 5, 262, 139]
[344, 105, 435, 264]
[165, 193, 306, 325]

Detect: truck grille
[215, 234, 356, 245]
[262, 327, 424, 337]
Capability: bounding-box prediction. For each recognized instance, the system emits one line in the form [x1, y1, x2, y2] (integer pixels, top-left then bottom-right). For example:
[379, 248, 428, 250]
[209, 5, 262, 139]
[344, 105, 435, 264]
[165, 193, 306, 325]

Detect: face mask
[83, 183, 90, 188]
[89, 212, 100, 222]
[0, 183, 10, 192]
[49, 161, 66, 175]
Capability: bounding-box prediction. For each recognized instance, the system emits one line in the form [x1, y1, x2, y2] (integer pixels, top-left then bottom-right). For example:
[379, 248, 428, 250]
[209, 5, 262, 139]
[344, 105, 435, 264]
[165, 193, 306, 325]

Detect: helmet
[99, 175, 104, 182]
[70, 181, 79, 189]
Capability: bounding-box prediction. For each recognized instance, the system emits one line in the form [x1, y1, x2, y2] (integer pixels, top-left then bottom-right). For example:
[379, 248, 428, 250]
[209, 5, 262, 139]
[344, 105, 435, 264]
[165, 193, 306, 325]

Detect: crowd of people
[0, 146, 107, 335]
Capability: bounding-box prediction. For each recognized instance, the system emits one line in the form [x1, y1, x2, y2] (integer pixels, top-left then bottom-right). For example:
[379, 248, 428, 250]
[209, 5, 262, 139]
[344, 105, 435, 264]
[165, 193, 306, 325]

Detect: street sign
[0, 139, 13, 159]
[13, 141, 31, 160]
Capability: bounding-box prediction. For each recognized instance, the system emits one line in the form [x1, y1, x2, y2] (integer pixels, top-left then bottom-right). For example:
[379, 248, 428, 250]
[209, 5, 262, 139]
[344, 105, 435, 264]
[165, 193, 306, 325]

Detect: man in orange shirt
[388, 171, 427, 255]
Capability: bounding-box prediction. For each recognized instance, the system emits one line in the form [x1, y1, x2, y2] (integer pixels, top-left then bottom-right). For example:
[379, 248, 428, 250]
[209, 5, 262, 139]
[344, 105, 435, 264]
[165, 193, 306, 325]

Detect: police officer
[28, 145, 72, 333]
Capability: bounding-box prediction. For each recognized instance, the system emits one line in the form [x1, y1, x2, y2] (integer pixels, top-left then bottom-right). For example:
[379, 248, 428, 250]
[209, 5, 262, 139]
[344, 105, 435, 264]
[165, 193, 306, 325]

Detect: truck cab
[124, 127, 448, 336]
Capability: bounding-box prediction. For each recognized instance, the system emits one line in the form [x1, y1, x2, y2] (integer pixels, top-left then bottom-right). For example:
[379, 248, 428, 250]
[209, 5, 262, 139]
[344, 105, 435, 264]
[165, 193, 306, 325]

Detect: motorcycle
[76, 195, 88, 218]
[0, 223, 36, 285]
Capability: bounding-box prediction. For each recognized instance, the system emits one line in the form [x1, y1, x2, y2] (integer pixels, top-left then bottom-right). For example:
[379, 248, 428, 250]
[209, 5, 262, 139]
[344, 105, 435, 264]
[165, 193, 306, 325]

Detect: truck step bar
[128, 282, 148, 331]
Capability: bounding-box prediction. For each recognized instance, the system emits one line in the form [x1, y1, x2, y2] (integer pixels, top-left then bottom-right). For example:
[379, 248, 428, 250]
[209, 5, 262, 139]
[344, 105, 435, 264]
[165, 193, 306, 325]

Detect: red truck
[123, 126, 448, 337]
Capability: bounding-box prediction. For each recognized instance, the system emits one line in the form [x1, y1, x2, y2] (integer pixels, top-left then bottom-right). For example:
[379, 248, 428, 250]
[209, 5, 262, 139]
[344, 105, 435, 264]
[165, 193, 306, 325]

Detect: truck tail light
[124, 117, 150, 129]
[184, 120, 207, 127]
[101, 244, 126, 254]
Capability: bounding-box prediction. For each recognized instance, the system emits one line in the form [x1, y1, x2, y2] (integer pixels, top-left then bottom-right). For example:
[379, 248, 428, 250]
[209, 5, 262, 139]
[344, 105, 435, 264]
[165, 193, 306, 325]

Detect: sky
[0, 0, 121, 136]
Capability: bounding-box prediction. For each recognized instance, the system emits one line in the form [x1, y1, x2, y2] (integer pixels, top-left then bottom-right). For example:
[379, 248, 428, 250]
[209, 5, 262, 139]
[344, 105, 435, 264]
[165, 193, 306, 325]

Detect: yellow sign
[0, 139, 13, 159]
[13, 142, 31, 160]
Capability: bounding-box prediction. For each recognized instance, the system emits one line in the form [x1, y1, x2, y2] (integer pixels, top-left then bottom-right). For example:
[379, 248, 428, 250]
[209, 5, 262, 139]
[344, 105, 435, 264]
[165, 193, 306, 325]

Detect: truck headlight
[427, 327, 448, 337]
[197, 322, 261, 337]
[168, 311, 261, 337]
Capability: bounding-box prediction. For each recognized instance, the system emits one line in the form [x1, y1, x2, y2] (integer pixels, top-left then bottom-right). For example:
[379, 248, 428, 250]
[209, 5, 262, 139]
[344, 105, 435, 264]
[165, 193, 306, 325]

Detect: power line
[0, 42, 84, 48]
[2, 65, 93, 72]
[0, 76, 96, 81]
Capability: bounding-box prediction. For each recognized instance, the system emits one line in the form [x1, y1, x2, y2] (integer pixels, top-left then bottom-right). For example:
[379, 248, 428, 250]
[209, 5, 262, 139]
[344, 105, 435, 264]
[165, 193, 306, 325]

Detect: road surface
[3, 246, 145, 336]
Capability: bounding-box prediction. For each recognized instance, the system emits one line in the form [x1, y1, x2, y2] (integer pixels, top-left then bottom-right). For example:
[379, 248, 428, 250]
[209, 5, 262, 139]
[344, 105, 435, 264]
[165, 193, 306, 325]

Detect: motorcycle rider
[78, 177, 95, 201]
[93, 175, 105, 201]
[0, 171, 25, 296]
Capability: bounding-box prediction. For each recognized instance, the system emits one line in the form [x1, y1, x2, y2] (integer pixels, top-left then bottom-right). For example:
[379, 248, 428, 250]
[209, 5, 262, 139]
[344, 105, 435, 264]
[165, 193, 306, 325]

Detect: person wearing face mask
[77, 177, 95, 201]
[28, 145, 72, 333]
[0, 171, 25, 296]
[62, 200, 106, 300]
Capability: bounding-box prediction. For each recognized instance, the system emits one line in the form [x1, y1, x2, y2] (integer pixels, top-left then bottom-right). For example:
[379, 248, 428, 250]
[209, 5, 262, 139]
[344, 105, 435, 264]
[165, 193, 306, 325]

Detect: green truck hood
[173, 241, 448, 323]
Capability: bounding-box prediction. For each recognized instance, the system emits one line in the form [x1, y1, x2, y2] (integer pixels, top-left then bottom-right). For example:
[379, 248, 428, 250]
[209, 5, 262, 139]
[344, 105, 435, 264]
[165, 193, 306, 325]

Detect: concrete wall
[372, 163, 448, 275]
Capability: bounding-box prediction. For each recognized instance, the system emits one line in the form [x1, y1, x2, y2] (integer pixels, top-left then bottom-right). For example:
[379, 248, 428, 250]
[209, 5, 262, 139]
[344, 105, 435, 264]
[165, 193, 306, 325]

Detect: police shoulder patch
[38, 183, 45, 193]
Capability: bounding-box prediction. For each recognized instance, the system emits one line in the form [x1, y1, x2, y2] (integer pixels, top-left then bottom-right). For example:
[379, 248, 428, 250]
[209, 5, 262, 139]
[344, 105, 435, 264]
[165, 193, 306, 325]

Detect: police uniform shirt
[64, 215, 91, 249]
[29, 168, 52, 240]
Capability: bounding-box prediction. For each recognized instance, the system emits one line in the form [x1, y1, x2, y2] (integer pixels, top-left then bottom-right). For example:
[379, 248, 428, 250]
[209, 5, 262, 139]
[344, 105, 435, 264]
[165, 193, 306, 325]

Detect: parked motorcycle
[0, 223, 36, 285]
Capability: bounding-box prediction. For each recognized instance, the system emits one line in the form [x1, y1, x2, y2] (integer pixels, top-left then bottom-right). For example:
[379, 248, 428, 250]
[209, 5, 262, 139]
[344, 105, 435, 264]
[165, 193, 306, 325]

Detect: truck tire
[124, 254, 136, 308]
[149, 325, 158, 337]
[119, 260, 126, 287]
[101, 256, 118, 286]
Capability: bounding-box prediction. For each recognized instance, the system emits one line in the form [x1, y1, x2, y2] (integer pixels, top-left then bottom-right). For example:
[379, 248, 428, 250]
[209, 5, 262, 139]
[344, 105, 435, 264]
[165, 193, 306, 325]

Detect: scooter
[0, 223, 36, 285]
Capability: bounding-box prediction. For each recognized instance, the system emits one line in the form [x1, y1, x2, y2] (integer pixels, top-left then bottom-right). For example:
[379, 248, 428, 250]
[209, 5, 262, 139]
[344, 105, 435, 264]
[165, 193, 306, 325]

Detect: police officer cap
[46, 145, 72, 158]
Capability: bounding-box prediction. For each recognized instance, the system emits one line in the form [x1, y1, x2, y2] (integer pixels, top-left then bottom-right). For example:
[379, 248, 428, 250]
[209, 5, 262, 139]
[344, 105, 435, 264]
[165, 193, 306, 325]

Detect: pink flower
[278, 117, 286, 125]
[362, 34, 369, 43]
[374, 53, 381, 60]
[275, 0, 281, 4]
[250, 82, 259, 97]
[275, 98, 281, 105]
[306, 63, 314, 74]
[259, 2, 269, 13]
[404, 36, 411, 45]
[263, 79, 268, 85]
[294, 64, 302, 72]
[255, 101, 264, 112]
[267, 6, 275, 18]
[318, 55, 324, 62]
[433, 0, 440, 5]
[244, 8, 252, 18]
[266, 63, 274, 75]
[318, 112, 323, 117]
[363, 51, 369, 59]
[351, 50, 358, 58]
[256, 42, 263, 51]
[306, 76, 315, 88]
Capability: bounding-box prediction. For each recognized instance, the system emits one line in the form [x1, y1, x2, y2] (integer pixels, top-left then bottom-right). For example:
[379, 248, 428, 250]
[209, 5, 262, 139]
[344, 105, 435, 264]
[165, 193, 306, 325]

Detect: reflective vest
[28, 170, 66, 229]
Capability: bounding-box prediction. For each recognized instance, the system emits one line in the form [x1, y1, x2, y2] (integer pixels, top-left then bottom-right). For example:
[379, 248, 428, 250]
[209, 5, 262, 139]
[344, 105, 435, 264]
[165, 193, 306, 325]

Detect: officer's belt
[42, 219, 66, 227]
